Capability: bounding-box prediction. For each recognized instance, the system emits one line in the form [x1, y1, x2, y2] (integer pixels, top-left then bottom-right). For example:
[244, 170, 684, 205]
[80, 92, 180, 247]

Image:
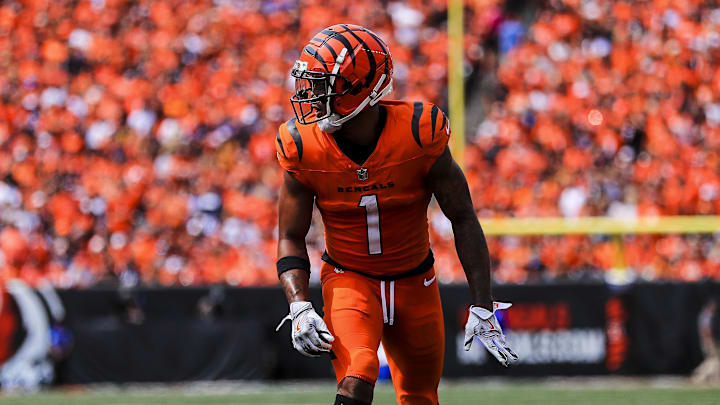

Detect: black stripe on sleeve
[341, 25, 376, 88]
[411, 101, 424, 148]
[431, 105, 439, 142]
[286, 119, 303, 161]
[329, 33, 356, 68]
[304, 46, 329, 72]
[440, 112, 447, 132]
[276, 130, 287, 159]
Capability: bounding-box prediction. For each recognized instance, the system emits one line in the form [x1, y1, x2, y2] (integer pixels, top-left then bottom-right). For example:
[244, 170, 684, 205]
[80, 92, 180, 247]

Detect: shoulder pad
[408, 101, 450, 157]
[276, 118, 305, 169]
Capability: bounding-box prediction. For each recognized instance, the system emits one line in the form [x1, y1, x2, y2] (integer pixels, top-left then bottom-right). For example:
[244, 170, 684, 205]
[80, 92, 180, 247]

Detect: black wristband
[277, 256, 311, 277]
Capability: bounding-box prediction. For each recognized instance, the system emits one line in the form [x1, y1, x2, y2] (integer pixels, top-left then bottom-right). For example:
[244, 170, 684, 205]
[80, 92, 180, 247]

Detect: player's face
[294, 74, 330, 118]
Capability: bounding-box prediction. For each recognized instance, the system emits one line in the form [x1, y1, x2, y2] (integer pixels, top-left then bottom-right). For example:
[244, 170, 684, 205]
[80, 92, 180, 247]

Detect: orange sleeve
[275, 119, 312, 188]
[275, 121, 299, 172]
[417, 103, 451, 168]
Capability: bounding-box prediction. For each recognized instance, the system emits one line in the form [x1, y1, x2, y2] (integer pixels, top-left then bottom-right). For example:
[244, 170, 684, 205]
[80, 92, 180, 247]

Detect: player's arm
[277, 170, 314, 303]
[427, 146, 518, 366]
[426, 146, 492, 310]
[276, 170, 334, 357]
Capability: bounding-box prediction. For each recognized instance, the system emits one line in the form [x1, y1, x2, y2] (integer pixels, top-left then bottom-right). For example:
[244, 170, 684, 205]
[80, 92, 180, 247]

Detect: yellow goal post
[448, 0, 465, 169]
[479, 215, 720, 270]
[448, 3, 720, 269]
[480, 216, 720, 236]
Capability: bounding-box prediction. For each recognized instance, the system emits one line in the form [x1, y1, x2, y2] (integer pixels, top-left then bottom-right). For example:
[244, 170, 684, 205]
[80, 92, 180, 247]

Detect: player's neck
[335, 105, 382, 146]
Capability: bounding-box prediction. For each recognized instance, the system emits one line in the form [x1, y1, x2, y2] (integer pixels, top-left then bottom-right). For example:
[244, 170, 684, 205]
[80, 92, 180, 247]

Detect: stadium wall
[38, 283, 719, 384]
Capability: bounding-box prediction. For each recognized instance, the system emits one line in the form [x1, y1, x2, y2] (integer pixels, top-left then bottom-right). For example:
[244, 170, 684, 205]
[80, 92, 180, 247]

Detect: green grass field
[1, 379, 718, 405]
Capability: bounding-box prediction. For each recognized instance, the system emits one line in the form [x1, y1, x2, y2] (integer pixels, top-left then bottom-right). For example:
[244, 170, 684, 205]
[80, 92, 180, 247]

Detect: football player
[275, 24, 517, 405]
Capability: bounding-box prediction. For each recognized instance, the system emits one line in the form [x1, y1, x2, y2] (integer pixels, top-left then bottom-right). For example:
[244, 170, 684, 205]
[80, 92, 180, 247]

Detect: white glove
[464, 302, 518, 367]
[275, 301, 334, 357]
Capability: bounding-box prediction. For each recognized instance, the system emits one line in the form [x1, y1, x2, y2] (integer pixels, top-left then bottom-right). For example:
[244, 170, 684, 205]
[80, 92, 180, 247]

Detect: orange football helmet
[290, 24, 394, 125]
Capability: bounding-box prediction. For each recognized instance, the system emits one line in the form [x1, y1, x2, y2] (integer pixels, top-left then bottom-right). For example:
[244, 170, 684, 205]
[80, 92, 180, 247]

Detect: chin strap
[317, 113, 344, 133]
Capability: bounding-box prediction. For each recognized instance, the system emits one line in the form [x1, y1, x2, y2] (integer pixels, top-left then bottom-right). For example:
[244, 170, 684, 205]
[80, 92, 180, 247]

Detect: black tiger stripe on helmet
[340, 24, 377, 88]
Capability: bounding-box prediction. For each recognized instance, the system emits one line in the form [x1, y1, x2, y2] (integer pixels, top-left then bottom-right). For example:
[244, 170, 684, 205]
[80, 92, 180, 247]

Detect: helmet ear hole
[349, 84, 363, 96]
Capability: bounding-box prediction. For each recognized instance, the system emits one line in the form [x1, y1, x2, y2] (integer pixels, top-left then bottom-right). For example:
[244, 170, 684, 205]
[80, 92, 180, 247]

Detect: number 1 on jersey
[358, 194, 382, 255]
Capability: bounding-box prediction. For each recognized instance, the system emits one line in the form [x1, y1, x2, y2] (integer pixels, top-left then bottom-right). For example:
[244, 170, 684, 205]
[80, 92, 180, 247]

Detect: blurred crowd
[0, 0, 718, 288]
[456, 0, 720, 283]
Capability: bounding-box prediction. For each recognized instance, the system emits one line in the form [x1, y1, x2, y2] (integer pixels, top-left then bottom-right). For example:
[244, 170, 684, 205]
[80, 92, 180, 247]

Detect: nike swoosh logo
[423, 276, 436, 287]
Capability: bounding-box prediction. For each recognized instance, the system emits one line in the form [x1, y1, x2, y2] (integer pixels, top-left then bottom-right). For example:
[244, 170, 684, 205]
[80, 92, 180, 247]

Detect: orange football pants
[320, 261, 445, 405]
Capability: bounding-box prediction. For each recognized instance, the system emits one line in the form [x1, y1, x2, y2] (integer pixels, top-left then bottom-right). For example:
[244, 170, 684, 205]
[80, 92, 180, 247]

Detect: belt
[321, 250, 434, 326]
[321, 250, 434, 281]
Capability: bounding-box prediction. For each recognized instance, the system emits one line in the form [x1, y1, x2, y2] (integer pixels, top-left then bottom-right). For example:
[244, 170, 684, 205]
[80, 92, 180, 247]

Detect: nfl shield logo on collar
[357, 168, 369, 181]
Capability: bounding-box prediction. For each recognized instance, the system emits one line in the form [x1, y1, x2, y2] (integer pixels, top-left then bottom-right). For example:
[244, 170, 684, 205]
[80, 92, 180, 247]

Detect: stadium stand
[462, 0, 720, 283]
[0, 0, 718, 287]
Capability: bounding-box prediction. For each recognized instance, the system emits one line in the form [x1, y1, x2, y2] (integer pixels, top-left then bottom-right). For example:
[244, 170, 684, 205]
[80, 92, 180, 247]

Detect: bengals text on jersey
[276, 99, 450, 278]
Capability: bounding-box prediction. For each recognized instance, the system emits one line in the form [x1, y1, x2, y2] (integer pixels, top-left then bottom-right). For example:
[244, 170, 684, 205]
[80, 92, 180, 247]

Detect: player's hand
[275, 301, 334, 357]
[464, 302, 518, 367]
